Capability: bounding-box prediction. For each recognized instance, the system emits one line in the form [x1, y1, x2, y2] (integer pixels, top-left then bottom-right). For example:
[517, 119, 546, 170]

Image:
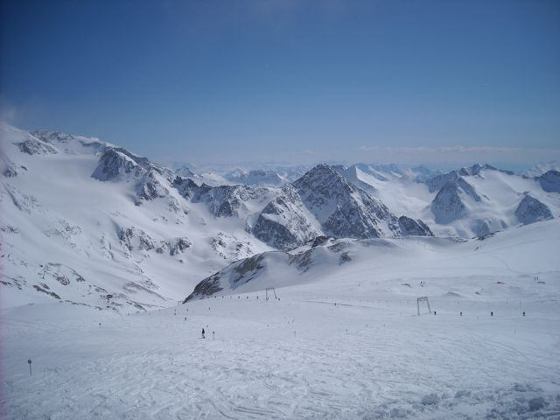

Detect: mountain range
[1, 123, 558, 309]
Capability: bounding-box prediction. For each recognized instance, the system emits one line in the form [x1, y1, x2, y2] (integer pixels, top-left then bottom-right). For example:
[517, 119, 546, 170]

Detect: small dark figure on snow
[201, 328, 205, 339]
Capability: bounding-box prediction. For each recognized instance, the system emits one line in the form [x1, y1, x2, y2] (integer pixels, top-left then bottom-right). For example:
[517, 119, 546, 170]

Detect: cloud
[355, 145, 560, 165]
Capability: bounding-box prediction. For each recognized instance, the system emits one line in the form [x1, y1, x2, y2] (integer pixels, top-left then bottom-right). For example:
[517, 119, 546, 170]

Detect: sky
[1, 0, 559, 167]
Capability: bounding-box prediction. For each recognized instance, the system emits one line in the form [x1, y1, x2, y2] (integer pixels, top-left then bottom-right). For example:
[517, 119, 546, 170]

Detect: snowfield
[2, 123, 560, 418]
[2, 220, 560, 419]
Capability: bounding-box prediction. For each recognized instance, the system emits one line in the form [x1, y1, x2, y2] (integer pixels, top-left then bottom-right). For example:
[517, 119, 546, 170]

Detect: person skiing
[201, 328, 205, 339]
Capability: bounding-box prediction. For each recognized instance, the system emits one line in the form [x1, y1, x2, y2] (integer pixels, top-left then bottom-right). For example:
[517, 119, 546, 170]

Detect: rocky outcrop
[16, 137, 58, 155]
[293, 164, 396, 239]
[92, 148, 152, 181]
[515, 195, 553, 225]
[537, 170, 560, 193]
[398, 216, 433, 236]
[425, 164, 508, 193]
[192, 184, 261, 217]
[431, 182, 468, 224]
[431, 178, 481, 224]
[156, 237, 192, 256]
[117, 226, 156, 252]
[135, 170, 169, 201]
[252, 186, 320, 250]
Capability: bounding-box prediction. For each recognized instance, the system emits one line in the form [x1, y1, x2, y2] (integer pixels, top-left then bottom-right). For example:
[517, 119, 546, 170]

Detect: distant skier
[201, 328, 205, 339]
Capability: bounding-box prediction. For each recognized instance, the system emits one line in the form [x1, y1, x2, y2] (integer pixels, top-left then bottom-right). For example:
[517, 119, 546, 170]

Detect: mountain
[515, 194, 553, 225]
[430, 178, 482, 224]
[339, 162, 559, 238]
[0, 125, 432, 310]
[251, 185, 322, 250]
[292, 164, 430, 240]
[536, 170, 560, 193]
[0, 124, 271, 311]
[2, 122, 558, 311]
[184, 218, 560, 301]
[224, 169, 286, 187]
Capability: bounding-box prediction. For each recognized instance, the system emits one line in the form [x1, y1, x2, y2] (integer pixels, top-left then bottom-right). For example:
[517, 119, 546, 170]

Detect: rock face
[92, 147, 175, 205]
[515, 195, 553, 225]
[431, 178, 480, 224]
[157, 237, 192, 256]
[193, 184, 260, 217]
[425, 164, 506, 193]
[537, 170, 560, 193]
[92, 148, 152, 181]
[184, 253, 268, 302]
[135, 171, 169, 201]
[293, 164, 396, 239]
[249, 164, 433, 249]
[252, 186, 321, 250]
[16, 137, 58, 155]
[398, 216, 433, 236]
[431, 182, 467, 224]
[117, 226, 156, 252]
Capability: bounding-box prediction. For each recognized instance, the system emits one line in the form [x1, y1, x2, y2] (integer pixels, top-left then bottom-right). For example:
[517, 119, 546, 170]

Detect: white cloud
[355, 145, 560, 165]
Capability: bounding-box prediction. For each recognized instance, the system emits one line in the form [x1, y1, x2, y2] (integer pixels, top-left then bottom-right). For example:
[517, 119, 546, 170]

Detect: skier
[201, 328, 205, 339]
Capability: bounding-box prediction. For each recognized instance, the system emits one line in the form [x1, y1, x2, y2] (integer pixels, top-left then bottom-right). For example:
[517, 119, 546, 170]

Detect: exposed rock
[252, 186, 320, 250]
[183, 273, 223, 302]
[38, 263, 85, 286]
[537, 170, 560, 193]
[16, 137, 58, 155]
[172, 176, 200, 200]
[431, 178, 481, 224]
[92, 148, 151, 181]
[293, 164, 393, 239]
[136, 170, 169, 201]
[515, 195, 553, 225]
[156, 237, 192, 256]
[193, 184, 260, 217]
[117, 226, 155, 251]
[398, 216, 433, 236]
[425, 164, 508, 193]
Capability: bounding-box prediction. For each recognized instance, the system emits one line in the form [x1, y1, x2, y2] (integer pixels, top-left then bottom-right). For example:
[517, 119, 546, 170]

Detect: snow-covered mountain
[0, 124, 271, 311]
[2, 123, 558, 311]
[0, 124, 431, 310]
[224, 169, 286, 187]
[185, 218, 560, 301]
[339, 163, 559, 238]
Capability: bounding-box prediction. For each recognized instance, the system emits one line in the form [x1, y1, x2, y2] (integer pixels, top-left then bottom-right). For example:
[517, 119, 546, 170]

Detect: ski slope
[2, 220, 560, 419]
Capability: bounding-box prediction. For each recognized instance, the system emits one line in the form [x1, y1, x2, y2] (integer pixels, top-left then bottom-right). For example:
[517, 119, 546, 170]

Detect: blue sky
[1, 0, 559, 166]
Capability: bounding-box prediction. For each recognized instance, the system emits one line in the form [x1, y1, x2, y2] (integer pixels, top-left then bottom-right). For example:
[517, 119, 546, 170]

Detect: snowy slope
[2, 122, 558, 313]
[185, 219, 560, 301]
[342, 163, 559, 238]
[2, 219, 559, 419]
[0, 125, 430, 311]
[0, 124, 271, 311]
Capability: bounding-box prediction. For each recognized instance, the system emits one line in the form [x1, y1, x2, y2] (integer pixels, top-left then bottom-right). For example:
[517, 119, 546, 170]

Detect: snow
[2, 123, 560, 418]
[0, 124, 272, 311]
[348, 165, 560, 238]
[2, 220, 560, 419]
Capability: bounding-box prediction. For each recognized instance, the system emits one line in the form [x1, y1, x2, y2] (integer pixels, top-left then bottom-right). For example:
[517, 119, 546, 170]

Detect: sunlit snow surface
[2, 220, 559, 419]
